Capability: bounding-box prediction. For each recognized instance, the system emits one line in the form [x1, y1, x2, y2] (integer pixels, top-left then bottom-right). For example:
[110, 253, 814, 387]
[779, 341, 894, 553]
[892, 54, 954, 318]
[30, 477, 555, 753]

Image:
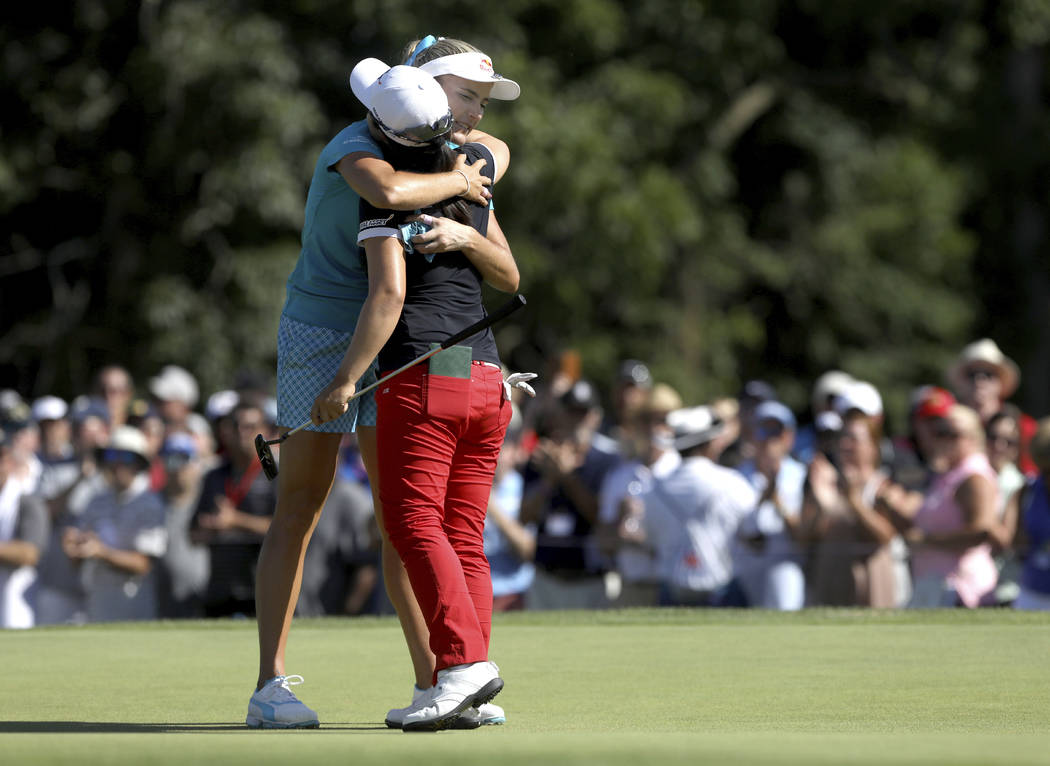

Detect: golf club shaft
[279, 293, 526, 442]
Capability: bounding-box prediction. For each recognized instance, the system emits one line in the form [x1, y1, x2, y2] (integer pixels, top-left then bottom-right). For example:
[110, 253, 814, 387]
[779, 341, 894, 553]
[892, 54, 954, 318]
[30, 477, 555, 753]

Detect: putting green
[2, 609, 1048, 765]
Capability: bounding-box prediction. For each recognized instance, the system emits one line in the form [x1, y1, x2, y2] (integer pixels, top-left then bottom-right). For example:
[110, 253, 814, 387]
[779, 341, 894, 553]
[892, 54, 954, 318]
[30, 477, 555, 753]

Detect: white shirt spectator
[734, 455, 808, 609]
[598, 449, 680, 583]
[643, 455, 758, 596]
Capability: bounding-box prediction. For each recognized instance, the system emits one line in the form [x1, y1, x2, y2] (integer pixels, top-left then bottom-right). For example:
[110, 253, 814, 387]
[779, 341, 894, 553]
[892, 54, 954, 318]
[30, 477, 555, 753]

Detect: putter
[255, 293, 527, 480]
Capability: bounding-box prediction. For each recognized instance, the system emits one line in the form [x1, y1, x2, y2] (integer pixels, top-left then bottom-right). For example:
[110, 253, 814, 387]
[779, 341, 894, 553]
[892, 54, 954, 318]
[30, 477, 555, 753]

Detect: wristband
[454, 169, 471, 196]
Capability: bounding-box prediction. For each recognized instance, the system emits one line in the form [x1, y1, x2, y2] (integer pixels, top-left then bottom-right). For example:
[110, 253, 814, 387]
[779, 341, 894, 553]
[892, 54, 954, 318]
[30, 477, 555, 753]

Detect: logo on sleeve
[360, 214, 395, 231]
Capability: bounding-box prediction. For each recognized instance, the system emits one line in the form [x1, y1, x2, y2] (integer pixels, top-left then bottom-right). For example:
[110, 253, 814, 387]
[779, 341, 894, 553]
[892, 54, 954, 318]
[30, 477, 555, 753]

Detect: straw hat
[948, 339, 1019, 398]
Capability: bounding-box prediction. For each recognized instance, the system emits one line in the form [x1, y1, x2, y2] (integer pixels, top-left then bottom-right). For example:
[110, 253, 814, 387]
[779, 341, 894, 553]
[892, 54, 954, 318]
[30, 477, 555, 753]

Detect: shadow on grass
[0, 722, 387, 733]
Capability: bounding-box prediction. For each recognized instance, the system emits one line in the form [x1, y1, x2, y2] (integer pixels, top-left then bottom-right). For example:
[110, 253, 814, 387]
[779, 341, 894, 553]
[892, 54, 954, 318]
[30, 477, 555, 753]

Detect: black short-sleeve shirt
[358, 143, 501, 371]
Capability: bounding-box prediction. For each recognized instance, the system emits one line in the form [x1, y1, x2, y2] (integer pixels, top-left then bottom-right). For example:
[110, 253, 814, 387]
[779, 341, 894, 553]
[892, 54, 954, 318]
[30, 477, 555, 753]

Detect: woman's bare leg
[255, 429, 342, 689]
[358, 425, 436, 689]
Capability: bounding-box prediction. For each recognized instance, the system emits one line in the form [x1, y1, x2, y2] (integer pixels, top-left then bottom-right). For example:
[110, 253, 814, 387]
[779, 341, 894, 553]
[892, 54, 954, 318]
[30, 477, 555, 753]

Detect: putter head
[254, 433, 279, 481]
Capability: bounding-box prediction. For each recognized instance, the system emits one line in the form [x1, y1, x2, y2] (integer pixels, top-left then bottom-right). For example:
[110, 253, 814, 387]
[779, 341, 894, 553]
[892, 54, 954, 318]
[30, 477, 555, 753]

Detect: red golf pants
[376, 361, 511, 676]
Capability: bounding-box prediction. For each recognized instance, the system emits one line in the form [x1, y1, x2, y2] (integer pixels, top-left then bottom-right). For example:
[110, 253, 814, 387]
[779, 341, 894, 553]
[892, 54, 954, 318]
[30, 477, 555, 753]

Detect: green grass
[2, 609, 1049, 764]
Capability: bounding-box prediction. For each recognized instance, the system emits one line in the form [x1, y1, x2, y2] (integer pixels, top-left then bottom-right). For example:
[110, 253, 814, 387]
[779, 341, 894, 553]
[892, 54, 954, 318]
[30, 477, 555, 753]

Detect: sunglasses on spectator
[162, 453, 193, 471]
[933, 428, 962, 440]
[964, 368, 998, 383]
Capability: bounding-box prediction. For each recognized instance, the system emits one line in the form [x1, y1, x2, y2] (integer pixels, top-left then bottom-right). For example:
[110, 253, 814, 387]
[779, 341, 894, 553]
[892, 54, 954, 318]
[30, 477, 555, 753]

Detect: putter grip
[439, 294, 526, 350]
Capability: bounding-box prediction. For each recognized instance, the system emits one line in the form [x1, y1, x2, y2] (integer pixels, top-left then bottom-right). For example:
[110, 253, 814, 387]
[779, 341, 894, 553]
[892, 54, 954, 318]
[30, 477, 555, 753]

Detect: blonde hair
[400, 37, 482, 67]
[946, 404, 985, 450]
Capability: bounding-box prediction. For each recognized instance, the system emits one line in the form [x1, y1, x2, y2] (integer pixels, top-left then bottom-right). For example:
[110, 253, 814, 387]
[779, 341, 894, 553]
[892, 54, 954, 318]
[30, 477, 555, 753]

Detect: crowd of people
[1, 336, 1048, 629]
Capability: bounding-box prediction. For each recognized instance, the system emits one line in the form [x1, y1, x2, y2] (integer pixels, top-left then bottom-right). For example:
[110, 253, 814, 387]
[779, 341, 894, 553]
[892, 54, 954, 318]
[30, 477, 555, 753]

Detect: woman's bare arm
[337, 152, 491, 209]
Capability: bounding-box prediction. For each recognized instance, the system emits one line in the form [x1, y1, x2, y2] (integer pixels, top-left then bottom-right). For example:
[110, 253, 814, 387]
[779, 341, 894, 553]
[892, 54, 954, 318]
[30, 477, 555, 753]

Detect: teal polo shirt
[282, 120, 380, 331]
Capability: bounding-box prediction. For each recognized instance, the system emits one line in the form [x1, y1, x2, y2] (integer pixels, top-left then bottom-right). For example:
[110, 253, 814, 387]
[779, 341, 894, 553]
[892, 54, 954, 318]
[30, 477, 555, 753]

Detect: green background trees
[3, 1, 1048, 431]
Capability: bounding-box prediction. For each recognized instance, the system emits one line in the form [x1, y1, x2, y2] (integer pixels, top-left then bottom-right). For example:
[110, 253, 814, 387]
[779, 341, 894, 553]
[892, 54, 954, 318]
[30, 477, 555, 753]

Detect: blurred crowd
[2, 336, 1049, 628]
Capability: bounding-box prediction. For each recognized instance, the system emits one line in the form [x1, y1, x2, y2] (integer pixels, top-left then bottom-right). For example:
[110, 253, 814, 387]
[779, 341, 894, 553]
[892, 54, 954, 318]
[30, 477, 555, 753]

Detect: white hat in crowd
[948, 338, 1020, 398]
[103, 425, 151, 465]
[350, 59, 453, 147]
[419, 51, 521, 100]
[834, 380, 883, 418]
[811, 370, 854, 413]
[149, 365, 199, 407]
[668, 406, 726, 452]
[205, 389, 239, 421]
[31, 395, 68, 422]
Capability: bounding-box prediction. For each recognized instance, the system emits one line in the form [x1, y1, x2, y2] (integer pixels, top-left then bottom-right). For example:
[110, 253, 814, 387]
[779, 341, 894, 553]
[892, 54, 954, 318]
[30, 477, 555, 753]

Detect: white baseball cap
[419, 52, 520, 101]
[149, 365, 199, 407]
[31, 395, 68, 422]
[667, 406, 725, 452]
[350, 59, 453, 147]
[811, 370, 854, 412]
[834, 380, 883, 418]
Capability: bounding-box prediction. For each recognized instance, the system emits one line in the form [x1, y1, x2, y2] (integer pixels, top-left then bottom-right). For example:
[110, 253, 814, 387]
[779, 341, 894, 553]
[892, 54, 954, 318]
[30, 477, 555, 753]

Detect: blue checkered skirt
[277, 314, 378, 432]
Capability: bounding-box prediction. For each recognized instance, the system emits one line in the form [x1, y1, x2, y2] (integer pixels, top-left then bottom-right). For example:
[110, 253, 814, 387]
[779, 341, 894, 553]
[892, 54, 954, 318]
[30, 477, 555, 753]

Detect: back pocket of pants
[424, 373, 471, 421]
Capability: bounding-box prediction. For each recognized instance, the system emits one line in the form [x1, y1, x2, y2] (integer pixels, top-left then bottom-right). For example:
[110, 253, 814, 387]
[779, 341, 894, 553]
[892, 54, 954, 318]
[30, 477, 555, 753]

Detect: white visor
[419, 52, 520, 100]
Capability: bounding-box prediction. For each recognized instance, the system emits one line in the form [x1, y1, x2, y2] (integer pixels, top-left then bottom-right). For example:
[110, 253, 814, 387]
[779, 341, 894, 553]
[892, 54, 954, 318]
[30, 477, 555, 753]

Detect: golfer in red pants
[310, 59, 518, 731]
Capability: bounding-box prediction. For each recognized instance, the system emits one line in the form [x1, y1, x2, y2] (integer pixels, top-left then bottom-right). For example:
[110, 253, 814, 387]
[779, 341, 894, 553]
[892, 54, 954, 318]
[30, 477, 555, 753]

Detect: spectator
[719, 379, 777, 468]
[92, 365, 135, 429]
[521, 380, 620, 610]
[948, 338, 1037, 475]
[734, 401, 807, 610]
[596, 383, 682, 607]
[190, 400, 276, 617]
[601, 359, 653, 442]
[793, 370, 854, 464]
[905, 405, 1000, 608]
[986, 406, 1026, 604]
[159, 433, 209, 618]
[892, 386, 956, 493]
[986, 406, 1026, 514]
[0, 394, 42, 493]
[484, 411, 536, 612]
[297, 474, 377, 617]
[148, 364, 200, 436]
[0, 426, 49, 628]
[642, 406, 757, 606]
[802, 385, 899, 607]
[1000, 418, 1050, 610]
[31, 396, 78, 503]
[33, 400, 111, 625]
[63, 425, 167, 622]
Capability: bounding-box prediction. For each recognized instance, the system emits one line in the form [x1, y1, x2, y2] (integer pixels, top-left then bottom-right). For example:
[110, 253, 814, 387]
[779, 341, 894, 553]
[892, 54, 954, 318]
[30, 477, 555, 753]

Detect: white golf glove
[504, 372, 538, 400]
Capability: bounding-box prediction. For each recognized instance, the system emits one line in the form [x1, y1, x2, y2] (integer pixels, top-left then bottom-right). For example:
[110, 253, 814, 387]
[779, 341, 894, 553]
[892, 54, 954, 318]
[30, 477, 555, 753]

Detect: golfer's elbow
[489, 265, 519, 293]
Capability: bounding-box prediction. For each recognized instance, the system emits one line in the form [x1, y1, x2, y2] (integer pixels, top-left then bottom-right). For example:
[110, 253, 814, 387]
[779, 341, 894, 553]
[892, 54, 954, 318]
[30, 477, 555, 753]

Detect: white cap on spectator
[149, 365, 199, 407]
[105, 425, 151, 462]
[834, 380, 883, 417]
[668, 406, 725, 452]
[31, 395, 68, 422]
[815, 411, 844, 433]
[205, 389, 239, 421]
[811, 370, 854, 412]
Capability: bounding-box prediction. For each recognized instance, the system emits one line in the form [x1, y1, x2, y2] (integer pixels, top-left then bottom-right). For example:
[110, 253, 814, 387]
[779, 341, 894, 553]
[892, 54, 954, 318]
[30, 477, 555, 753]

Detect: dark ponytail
[370, 117, 475, 224]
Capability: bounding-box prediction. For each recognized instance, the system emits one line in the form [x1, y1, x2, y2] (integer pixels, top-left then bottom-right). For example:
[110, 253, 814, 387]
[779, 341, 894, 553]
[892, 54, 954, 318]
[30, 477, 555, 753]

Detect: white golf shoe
[402, 661, 503, 732]
[451, 702, 506, 729]
[385, 685, 432, 729]
[246, 675, 320, 729]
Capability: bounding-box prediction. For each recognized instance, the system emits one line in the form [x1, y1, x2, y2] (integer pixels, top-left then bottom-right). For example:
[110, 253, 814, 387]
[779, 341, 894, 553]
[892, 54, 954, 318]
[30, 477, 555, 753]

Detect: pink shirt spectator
[912, 452, 999, 607]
